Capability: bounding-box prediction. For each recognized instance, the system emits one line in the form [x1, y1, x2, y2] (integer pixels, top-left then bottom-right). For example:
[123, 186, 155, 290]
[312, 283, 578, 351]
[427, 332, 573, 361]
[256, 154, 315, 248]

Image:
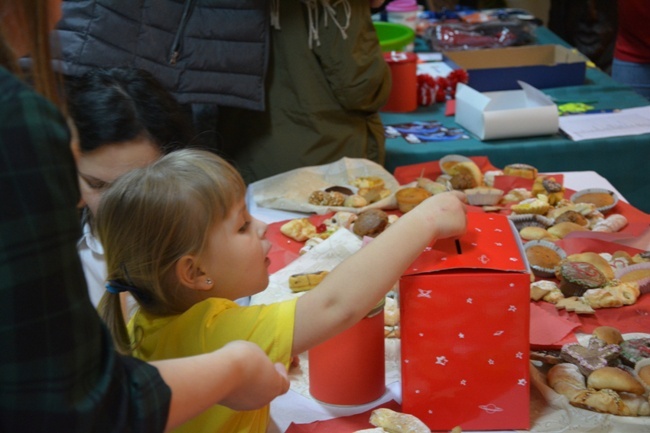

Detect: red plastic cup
[308, 302, 386, 405]
[382, 51, 418, 112]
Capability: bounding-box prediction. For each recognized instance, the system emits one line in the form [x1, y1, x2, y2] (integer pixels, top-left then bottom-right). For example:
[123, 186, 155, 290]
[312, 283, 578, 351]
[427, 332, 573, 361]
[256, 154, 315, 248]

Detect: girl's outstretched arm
[293, 191, 467, 355]
[152, 341, 290, 431]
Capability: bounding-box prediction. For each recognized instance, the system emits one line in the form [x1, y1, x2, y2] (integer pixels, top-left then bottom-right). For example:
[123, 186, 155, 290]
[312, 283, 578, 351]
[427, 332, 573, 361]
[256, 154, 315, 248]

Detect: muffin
[525, 240, 566, 277]
[571, 188, 618, 213]
[396, 187, 431, 213]
[352, 208, 389, 238]
[556, 260, 609, 297]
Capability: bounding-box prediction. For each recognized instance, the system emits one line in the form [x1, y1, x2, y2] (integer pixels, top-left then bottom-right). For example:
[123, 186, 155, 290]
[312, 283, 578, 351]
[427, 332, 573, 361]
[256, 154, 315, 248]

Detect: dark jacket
[54, 0, 270, 110]
[216, 0, 392, 183]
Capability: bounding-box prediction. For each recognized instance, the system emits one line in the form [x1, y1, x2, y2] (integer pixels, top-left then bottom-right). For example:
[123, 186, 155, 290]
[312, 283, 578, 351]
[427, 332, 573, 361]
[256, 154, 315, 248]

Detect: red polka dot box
[400, 212, 531, 431]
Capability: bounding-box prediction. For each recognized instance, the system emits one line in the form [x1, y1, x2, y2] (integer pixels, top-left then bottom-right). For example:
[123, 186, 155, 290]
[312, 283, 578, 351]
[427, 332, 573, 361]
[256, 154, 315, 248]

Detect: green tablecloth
[381, 27, 650, 214]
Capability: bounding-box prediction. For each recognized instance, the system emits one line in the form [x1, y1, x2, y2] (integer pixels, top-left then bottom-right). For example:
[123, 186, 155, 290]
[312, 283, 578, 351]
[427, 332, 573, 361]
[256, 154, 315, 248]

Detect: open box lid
[455, 81, 559, 140]
[403, 213, 529, 276]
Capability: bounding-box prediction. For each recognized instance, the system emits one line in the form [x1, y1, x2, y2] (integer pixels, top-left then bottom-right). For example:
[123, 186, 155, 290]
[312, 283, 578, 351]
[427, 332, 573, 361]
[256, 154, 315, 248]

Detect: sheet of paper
[559, 105, 650, 141]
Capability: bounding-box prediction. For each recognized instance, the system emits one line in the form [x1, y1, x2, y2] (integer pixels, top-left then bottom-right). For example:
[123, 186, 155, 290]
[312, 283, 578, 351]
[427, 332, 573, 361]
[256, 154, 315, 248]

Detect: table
[247, 171, 650, 433]
[380, 27, 650, 214]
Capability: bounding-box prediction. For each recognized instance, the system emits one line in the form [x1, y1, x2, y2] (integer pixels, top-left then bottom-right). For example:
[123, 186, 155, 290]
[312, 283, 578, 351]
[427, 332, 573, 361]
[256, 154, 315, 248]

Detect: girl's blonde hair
[96, 149, 246, 354]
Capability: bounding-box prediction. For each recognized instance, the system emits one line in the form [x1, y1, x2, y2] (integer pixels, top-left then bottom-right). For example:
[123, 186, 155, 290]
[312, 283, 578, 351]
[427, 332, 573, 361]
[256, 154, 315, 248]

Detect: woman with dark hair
[66, 67, 196, 307]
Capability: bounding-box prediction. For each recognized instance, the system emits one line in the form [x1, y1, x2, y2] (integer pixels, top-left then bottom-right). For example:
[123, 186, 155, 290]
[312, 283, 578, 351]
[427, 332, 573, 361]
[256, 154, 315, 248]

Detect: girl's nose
[254, 218, 268, 237]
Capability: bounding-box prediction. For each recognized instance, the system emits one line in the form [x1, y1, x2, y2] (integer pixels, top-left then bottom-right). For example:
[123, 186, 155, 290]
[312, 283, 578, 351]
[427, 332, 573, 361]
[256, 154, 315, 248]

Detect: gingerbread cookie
[561, 337, 621, 376]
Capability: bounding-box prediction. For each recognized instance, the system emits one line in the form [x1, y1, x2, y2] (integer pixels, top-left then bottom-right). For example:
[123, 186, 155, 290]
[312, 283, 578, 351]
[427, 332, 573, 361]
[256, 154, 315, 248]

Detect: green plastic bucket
[373, 21, 416, 52]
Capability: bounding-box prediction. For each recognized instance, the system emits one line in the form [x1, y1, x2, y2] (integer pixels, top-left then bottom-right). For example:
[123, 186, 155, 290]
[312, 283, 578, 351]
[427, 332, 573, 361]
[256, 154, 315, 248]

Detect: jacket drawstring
[169, 0, 197, 64]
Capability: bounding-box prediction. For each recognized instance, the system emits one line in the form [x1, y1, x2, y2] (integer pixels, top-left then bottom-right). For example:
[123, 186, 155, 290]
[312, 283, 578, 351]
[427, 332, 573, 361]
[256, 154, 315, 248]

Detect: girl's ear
[175, 255, 212, 291]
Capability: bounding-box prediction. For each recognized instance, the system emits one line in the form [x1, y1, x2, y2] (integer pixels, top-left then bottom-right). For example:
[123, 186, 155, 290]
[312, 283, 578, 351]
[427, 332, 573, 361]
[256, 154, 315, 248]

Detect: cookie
[619, 338, 650, 367]
[561, 337, 621, 376]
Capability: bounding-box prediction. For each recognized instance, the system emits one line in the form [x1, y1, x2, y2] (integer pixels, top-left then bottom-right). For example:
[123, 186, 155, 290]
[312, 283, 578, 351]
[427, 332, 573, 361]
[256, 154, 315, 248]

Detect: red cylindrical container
[382, 51, 418, 112]
[308, 302, 385, 405]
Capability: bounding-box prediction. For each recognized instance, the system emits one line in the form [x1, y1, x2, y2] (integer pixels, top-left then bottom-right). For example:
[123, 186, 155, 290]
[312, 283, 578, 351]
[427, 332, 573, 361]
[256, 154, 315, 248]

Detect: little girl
[96, 149, 467, 433]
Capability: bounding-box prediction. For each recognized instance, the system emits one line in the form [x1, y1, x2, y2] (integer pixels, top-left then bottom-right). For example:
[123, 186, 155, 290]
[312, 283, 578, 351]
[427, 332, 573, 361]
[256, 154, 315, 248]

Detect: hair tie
[105, 280, 136, 294]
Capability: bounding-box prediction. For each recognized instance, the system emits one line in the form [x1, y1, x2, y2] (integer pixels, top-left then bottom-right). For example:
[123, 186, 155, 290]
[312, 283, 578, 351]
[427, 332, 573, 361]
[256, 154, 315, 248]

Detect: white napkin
[250, 157, 400, 215]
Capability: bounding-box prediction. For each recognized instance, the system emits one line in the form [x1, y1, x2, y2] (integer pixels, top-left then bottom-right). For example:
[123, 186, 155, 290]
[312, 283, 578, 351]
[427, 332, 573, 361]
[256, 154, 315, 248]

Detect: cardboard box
[455, 81, 559, 140]
[444, 44, 587, 92]
[400, 213, 531, 431]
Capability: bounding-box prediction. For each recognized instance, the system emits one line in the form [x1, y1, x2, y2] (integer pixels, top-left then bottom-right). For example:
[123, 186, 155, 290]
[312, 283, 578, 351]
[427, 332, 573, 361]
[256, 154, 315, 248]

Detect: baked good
[547, 221, 590, 239]
[530, 279, 560, 301]
[344, 194, 368, 208]
[464, 187, 504, 206]
[587, 366, 646, 395]
[501, 187, 532, 204]
[582, 282, 640, 309]
[510, 196, 551, 215]
[553, 210, 588, 227]
[572, 189, 616, 210]
[395, 187, 430, 213]
[519, 226, 557, 241]
[503, 163, 538, 179]
[447, 160, 482, 188]
[547, 363, 650, 416]
[416, 177, 449, 195]
[619, 338, 650, 366]
[555, 296, 595, 314]
[525, 241, 565, 277]
[289, 271, 329, 292]
[556, 260, 608, 297]
[592, 326, 624, 345]
[565, 252, 615, 280]
[308, 190, 346, 207]
[638, 364, 650, 388]
[325, 185, 353, 195]
[547, 363, 587, 400]
[530, 349, 563, 365]
[352, 209, 389, 238]
[592, 214, 628, 233]
[560, 338, 621, 376]
[449, 171, 477, 190]
[352, 176, 385, 190]
[369, 408, 429, 433]
[280, 218, 317, 242]
[532, 176, 564, 205]
[570, 388, 632, 416]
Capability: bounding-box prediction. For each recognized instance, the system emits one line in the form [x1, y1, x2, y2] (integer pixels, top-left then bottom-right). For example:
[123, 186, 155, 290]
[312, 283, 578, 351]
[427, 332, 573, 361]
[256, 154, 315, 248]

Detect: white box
[455, 81, 559, 140]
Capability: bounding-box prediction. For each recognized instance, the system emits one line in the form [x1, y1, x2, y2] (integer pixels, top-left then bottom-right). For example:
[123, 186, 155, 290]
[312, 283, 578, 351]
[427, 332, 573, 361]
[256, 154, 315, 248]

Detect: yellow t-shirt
[128, 297, 298, 433]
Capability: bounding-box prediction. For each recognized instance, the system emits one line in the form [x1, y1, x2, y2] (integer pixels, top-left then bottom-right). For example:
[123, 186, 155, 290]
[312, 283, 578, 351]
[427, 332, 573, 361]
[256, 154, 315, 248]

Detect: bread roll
[592, 326, 624, 345]
[547, 363, 587, 400]
[587, 366, 646, 395]
[570, 388, 632, 416]
[620, 393, 650, 416]
[547, 222, 590, 239]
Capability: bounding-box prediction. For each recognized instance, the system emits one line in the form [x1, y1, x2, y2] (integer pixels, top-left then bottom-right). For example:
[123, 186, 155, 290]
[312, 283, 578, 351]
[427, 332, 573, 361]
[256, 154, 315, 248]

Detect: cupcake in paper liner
[571, 188, 619, 213]
[508, 213, 554, 231]
[464, 186, 504, 206]
[615, 262, 650, 294]
[525, 240, 567, 278]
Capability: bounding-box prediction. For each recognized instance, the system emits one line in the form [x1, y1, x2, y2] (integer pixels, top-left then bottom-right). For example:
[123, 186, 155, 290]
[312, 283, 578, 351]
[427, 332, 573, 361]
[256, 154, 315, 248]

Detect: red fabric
[614, 0, 650, 63]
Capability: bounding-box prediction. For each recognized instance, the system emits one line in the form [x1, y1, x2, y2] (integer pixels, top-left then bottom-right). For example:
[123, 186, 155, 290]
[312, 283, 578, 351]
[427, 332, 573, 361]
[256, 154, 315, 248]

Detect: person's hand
[218, 341, 291, 411]
[418, 190, 468, 240]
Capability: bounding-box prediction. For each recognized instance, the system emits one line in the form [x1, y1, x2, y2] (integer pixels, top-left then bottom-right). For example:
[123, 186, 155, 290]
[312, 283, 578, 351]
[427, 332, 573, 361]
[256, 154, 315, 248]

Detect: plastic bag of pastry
[369, 408, 430, 433]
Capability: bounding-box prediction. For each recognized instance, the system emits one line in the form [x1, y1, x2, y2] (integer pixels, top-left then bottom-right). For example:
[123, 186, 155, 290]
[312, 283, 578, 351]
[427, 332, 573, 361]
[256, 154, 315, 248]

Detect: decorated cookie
[561, 338, 621, 376]
[620, 338, 650, 367]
